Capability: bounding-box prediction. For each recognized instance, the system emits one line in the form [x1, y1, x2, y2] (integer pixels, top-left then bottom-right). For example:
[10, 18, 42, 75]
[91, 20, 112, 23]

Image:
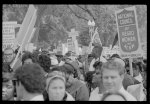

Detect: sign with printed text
[67, 38, 75, 52]
[115, 6, 142, 58]
[3, 21, 17, 50]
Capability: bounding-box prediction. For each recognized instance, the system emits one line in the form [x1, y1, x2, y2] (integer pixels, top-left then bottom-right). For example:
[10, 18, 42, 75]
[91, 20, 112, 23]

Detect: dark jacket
[65, 62, 81, 79]
[123, 73, 140, 90]
[66, 77, 89, 101]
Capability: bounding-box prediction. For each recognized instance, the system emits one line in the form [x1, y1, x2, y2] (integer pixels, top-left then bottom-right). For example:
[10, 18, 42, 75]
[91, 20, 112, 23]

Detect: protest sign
[67, 38, 75, 53]
[68, 29, 79, 55]
[3, 21, 17, 51]
[115, 6, 142, 58]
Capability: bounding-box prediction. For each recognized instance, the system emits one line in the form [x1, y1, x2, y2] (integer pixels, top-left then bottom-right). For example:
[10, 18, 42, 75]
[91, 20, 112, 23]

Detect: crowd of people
[2, 47, 147, 101]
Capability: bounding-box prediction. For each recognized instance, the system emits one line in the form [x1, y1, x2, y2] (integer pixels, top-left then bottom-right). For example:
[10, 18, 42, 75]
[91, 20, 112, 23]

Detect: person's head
[38, 54, 51, 73]
[46, 71, 66, 101]
[4, 47, 15, 63]
[132, 62, 140, 77]
[2, 63, 14, 101]
[22, 51, 37, 65]
[101, 91, 127, 101]
[101, 60, 125, 92]
[110, 54, 121, 59]
[2, 74, 15, 101]
[14, 63, 46, 100]
[59, 64, 76, 87]
[93, 61, 103, 74]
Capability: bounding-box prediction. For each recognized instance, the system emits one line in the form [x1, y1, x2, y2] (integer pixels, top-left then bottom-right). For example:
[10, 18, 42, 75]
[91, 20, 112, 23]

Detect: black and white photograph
[2, 4, 147, 101]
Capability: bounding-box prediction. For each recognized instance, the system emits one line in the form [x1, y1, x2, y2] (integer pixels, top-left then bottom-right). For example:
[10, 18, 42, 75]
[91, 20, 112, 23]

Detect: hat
[46, 71, 66, 91]
[114, 58, 125, 67]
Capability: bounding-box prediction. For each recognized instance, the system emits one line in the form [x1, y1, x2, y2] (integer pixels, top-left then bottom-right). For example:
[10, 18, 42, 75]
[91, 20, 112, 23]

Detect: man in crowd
[3, 47, 16, 71]
[13, 63, 46, 101]
[89, 59, 136, 101]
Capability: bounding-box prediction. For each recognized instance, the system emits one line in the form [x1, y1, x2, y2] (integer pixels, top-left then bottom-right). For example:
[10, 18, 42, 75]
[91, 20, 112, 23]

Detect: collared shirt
[89, 86, 137, 101]
[30, 95, 44, 101]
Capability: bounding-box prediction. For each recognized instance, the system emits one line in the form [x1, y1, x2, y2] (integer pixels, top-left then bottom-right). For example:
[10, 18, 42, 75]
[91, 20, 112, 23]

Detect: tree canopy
[3, 5, 147, 49]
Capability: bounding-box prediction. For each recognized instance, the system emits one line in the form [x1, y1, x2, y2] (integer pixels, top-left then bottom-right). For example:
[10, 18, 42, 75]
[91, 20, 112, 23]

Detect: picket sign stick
[27, 28, 36, 43]
[129, 57, 133, 77]
[16, 5, 36, 45]
[11, 7, 37, 69]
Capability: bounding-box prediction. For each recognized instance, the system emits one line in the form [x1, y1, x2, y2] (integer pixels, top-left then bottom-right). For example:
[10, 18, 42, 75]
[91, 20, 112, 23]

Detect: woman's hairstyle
[101, 91, 127, 101]
[46, 71, 66, 92]
[38, 54, 51, 73]
[22, 51, 37, 64]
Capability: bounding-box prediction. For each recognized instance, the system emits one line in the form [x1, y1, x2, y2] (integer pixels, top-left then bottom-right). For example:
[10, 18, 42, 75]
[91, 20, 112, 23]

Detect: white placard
[3, 21, 17, 50]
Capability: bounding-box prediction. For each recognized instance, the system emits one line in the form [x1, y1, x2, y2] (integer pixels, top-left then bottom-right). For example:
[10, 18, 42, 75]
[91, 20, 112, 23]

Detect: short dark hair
[38, 54, 51, 73]
[93, 61, 102, 69]
[14, 63, 46, 94]
[101, 91, 127, 101]
[22, 51, 37, 64]
[110, 54, 121, 59]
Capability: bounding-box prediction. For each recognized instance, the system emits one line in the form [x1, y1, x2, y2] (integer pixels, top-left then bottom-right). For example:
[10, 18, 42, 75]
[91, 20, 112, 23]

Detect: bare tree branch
[67, 5, 89, 22]
[76, 5, 96, 21]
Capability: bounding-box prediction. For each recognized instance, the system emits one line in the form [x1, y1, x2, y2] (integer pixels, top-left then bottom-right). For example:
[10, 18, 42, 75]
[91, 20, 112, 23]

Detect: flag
[112, 33, 118, 49]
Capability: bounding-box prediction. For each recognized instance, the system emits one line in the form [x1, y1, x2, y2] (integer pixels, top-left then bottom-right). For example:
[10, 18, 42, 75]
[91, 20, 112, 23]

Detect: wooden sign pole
[129, 57, 133, 77]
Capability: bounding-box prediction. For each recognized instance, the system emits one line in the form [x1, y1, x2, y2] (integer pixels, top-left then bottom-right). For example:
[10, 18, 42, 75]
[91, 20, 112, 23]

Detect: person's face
[2, 80, 14, 100]
[48, 79, 65, 101]
[4, 49, 14, 63]
[24, 58, 33, 65]
[102, 69, 123, 92]
[104, 94, 126, 101]
[65, 74, 73, 87]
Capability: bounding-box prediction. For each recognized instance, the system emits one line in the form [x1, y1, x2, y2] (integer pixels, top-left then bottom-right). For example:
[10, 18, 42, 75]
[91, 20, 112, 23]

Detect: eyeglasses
[4, 53, 13, 56]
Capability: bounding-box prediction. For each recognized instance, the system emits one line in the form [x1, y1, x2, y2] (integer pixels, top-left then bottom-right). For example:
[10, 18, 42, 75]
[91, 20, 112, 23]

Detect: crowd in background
[2, 47, 147, 101]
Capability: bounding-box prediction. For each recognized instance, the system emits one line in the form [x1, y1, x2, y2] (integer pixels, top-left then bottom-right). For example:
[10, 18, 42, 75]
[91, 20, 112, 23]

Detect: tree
[3, 5, 147, 48]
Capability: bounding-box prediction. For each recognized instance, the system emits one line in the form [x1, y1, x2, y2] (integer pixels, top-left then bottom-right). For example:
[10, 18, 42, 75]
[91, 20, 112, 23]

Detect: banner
[3, 21, 17, 51]
[115, 6, 142, 58]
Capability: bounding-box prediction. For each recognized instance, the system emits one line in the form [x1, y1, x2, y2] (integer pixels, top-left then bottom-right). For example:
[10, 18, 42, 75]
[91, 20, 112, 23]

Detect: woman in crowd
[22, 51, 37, 65]
[45, 71, 74, 101]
